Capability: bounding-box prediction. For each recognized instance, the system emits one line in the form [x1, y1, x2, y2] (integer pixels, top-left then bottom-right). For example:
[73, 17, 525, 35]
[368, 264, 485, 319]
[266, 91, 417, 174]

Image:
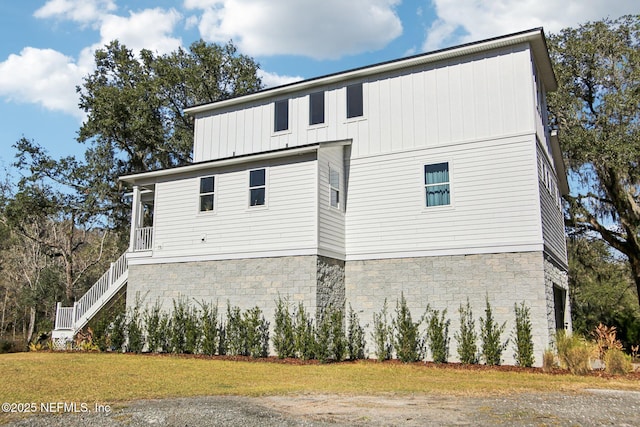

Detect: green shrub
[184, 304, 202, 354]
[273, 296, 296, 358]
[89, 317, 109, 352]
[315, 309, 332, 362]
[427, 309, 450, 363]
[244, 306, 269, 358]
[603, 348, 633, 375]
[513, 302, 535, 367]
[479, 297, 508, 365]
[257, 313, 270, 358]
[392, 294, 424, 363]
[0, 339, 24, 354]
[157, 312, 170, 353]
[200, 301, 219, 356]
[126, 300, 144, 353]
[217, 323, 227, 356]
[371, 299, 393, 361]
[225, 303, 246, 356]
[455, 299, 478, 364]
[109, 311, 126, 352]
[315, 305, 346, 363]
[170, 299, 189, 353]
[347, 304, 366, 360]
[556, 330, 593, 375]
[90, 299, 124, 352]
[294, 303, 316, 360]
[330, 306, 347, 362]
[145, 300, 165, 353]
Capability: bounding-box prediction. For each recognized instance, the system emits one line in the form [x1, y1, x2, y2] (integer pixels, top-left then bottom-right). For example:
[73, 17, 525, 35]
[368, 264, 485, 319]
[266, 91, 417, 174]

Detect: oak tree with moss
[547, 15, 640, 305]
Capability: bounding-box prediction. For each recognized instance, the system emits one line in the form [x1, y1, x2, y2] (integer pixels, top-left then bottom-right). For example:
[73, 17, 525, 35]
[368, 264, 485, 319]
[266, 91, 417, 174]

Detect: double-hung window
[424, 163, 450, 207]
[249, 169, 266, 206]
[329, 167, 340, 209]
[346, 83, 363, 118]
[199, 176, 215, 212]
[309, 91, 325, 125]
[274, 99, 288, 132]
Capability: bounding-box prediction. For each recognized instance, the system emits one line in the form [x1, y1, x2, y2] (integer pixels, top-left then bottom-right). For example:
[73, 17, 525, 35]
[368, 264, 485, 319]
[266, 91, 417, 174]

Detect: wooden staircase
[51, 252, 128, 348]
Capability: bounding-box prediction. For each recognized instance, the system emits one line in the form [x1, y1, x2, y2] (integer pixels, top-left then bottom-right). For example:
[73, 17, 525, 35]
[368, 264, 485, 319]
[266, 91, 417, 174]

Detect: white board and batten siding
[150, 153, 318, 261]
[192, 44, 537, 163]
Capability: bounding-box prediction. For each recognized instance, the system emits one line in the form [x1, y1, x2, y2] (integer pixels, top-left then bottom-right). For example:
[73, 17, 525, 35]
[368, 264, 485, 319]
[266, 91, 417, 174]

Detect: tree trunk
[0, 288, 7, 337]
[26, 306, 36, 344]
[64, 219, 75, 303]
[22, 308, 27, 341]
[630, 256, 640, 308]
[64, 256, 74, 303]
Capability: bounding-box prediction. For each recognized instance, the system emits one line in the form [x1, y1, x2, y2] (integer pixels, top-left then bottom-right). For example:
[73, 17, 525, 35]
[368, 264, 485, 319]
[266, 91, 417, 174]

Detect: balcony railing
[134, 227, 153, 251]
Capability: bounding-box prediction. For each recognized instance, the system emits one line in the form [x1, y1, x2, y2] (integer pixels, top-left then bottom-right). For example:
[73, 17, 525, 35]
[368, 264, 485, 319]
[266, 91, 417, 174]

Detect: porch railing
[134, 227, 153, 251]
[54, 304, 74, 330]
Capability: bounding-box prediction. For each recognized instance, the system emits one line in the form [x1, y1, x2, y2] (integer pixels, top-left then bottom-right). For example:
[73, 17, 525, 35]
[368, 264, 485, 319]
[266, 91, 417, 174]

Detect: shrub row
[88, 294, 534, 366]
[369, 294, 532, 366]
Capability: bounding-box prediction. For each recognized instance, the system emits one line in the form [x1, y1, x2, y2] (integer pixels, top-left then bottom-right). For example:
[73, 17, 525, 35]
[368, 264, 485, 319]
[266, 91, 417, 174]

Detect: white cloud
[0, 48, 86, 119]
[258, 69, 303, 88]
[95, 8, 183, 55]
[423, 0, 639, 51]
[1, 6, 184, 119]
[34, 0, 117, 24]
[77, 7, 184, 83]
[185, 0, 403, 59]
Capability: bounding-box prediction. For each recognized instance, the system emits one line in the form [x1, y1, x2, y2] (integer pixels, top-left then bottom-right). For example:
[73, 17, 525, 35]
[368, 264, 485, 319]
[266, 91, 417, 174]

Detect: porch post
[129, 185, 141, 251]
[54, 302, 61, 329]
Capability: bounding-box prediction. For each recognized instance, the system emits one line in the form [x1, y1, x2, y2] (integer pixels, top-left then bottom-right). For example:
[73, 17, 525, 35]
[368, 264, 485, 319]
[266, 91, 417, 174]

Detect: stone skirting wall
[126, 251, 566, 366]
[345, 251, 555, 366]
[127, 256, 320, 317]
[127, 255, 347, 324]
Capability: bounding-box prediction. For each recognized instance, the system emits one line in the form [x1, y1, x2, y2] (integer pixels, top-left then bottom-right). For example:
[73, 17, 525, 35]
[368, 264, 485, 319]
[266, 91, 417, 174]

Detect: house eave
[184, 28, 556, 115]
[550, 130, 569, 196]
[119, 139, 351, 185]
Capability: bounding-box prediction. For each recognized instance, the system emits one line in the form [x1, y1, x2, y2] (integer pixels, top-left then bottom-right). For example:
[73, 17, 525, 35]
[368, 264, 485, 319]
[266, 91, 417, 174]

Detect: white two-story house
[53, 28, 570, 365]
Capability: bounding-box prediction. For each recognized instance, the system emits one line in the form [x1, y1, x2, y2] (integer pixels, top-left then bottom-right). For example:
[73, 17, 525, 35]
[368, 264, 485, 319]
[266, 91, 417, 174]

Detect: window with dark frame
[199, 176, 215, 212]
[274, 99, 289, 132]
[346, 83, 363, 118]
[329, 167, 340, 209]
[309, 91, 325, 125]
[424, 163, 450, 207]
[249, 169, 266, 206]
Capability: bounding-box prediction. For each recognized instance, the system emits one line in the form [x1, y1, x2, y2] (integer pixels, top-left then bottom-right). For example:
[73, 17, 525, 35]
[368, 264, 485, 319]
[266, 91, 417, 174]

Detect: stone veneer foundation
[126, 251, 568, 366]
[345, 251, 569, 366]
[126, 255, 345, 322]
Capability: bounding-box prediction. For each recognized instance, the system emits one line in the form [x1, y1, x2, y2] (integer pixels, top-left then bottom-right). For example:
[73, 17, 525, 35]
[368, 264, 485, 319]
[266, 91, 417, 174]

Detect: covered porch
[128, 184, 155, 253]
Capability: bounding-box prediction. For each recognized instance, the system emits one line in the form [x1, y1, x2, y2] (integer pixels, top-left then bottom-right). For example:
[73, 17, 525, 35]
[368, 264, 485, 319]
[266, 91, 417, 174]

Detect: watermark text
[2, 402, 111, 414]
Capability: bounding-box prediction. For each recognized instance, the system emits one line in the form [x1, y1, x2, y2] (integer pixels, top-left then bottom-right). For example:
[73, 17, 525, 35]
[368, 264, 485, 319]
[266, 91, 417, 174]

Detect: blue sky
[0, 0, 637, 176]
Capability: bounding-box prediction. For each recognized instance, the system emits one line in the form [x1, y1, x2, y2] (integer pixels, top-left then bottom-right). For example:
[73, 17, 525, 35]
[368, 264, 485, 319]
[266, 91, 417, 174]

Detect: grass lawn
[1, 352, 639, 404]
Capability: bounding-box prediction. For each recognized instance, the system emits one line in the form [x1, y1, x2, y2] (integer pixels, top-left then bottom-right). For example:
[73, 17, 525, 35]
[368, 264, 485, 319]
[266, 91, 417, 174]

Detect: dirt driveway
[3, 389, 639, 426]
